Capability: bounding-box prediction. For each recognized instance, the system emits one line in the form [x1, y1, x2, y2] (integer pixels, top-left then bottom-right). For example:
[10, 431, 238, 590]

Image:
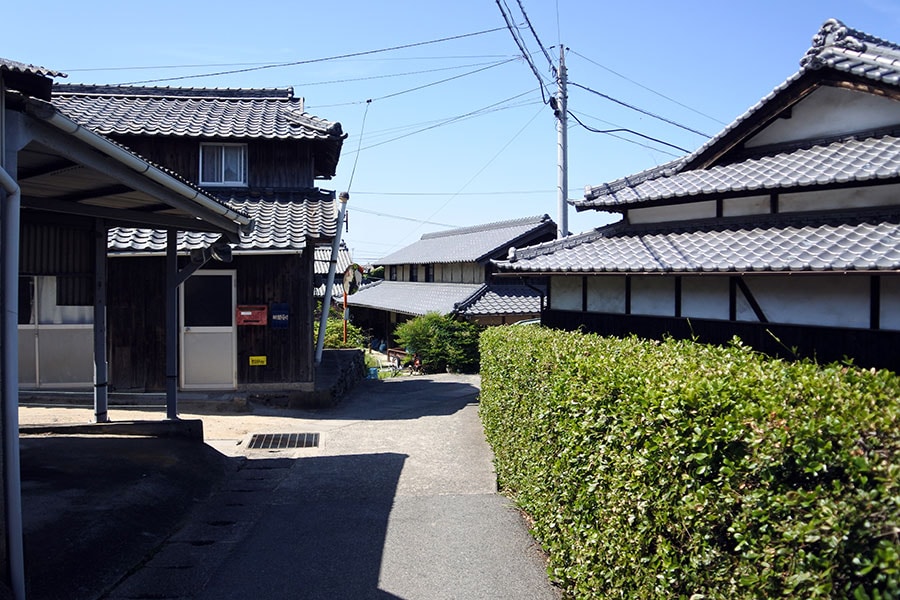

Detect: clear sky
[6, 1, 900, 262]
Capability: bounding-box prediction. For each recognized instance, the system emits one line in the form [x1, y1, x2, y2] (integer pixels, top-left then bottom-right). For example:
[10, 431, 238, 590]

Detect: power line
[567, 110, 689, 154]
[350, 207, 457, 228]
[569, 80, 712, 138]
[384, 105, 546, 252]
[351, 190, 553, 196]
[372, 59, 517, 103]
[115, 26, 507, 85]
[345, 89, 541, 153]
[568, 49, 727, 126]
[494, 0, 551, 101]
[308, 59, 521, 109]
[515, 0, 556, 72]
[64, 54, 517, 72]
[288, 59, 512, 88]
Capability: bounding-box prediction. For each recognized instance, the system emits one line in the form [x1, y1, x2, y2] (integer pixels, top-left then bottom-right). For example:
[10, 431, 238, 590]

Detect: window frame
[199, 143, 248, 186]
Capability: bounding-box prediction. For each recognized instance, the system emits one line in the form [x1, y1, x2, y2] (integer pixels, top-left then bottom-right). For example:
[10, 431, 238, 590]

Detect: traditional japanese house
[494, 19, 900, 371]
[51, 85, 346, 391]
[348, 215, 556, 342]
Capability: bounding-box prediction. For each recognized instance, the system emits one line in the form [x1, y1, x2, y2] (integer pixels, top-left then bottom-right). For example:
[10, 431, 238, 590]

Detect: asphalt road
[26, 374, 560, 599]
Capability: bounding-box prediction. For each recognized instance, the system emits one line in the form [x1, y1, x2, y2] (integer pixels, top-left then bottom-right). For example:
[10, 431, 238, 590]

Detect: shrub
[393, 312, 481, 373]
[479, 326, 900, 599]
[314, 313, 364, 349]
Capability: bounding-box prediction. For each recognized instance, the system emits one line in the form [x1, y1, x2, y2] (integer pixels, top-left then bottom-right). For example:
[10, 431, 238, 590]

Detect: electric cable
[287, 59, 513, 88]
[515, 0, 556, 72]
[567, 110, 689, 153]
[115, 26, 507, 85]
[495, 0, 551, 102]
[569, 80, 712, 138]
[384, 104, 546, 251]
[569, 49, 727, 126]
[346, 99, 372, 192]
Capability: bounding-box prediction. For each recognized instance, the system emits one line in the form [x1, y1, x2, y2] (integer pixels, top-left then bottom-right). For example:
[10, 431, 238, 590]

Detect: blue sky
[7, 1, 900, 262]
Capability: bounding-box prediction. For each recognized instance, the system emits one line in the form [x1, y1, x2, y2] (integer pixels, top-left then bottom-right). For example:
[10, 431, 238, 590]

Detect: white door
[180, 271, 236, 390]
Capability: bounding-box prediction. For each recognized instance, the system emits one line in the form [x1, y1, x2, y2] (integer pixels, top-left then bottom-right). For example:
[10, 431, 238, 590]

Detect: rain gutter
[25, 99, 253, 233]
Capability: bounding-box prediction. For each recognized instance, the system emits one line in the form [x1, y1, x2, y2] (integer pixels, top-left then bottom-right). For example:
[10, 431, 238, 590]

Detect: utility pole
[556, 45, 569, 239]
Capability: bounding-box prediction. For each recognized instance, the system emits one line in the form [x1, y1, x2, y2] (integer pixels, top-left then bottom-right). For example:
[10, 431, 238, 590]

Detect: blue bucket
[368, 367, 379, 379]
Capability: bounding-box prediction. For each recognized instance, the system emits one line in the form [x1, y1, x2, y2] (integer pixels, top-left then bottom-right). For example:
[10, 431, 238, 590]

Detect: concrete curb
[20, 419, 204, 441]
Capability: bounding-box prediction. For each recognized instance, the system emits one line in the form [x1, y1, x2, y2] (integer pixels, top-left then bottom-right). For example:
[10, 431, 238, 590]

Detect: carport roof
[13, 93, 251, 241]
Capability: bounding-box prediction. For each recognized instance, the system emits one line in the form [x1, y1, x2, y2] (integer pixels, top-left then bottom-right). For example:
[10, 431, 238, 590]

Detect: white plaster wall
[550, 276, 583, 311]
[780, 184, 900, 213]
[746, 86, 900, 147]
[463, 263, 480, 284]
[631, 276, 674, 316]
[627, 201, 716, 224]
[681, 277, 730, 320]
[739, 275, 869, 328]
[722, 195, 770, 217]
[586, 276, 626, 313]
[881, 275, 900, 331]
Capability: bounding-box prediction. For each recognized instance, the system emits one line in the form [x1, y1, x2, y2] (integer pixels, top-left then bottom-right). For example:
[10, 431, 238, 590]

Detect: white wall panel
[586, 276, 626, 313]
[682, 277, 730, 320]
[627, 201, 716, 224]
[550, 276, 583, 311]
[741, 275, 869, 328]
[631, 276, 674, 316]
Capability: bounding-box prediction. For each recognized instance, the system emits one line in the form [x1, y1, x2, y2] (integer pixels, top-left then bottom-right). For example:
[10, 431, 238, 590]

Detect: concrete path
[105, 374, 560, 599]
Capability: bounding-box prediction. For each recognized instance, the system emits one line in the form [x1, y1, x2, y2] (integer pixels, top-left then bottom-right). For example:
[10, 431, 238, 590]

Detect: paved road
[105, 374, 560, 599]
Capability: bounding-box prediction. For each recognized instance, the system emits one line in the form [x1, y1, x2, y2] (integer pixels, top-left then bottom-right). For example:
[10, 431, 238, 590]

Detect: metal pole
[93, 219, 109, 423]
[557, 45, 569, 239]
[315, 192, 349, 365]
[0, 161, 26, 600]
[165, 230, 179, 419]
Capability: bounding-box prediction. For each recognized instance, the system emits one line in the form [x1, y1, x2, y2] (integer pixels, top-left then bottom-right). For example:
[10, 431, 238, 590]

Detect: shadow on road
[198, 452, 408, 600]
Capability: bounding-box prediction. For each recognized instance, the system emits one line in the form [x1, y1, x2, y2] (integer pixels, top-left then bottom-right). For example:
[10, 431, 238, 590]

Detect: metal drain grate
[247, 432, 319, 450]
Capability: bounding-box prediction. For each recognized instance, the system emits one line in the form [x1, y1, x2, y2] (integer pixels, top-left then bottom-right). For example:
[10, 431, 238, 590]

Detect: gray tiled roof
[496, 220, 900, 274]
[456, 285, 544, 316]
[377, 215, 555, 265]
[580, 135, 900, 207]
[347, 281, 484, 316]
[314, 244, 353, 298]
[52, 85, 344, 141]
[0, 58, 65, 78]
[799, 18, 900, 84]
[108, 191, 336, 252]
[580, 19, 900, 210]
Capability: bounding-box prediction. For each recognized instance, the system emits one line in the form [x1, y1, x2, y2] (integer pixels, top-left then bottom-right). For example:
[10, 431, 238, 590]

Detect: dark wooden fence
[542, 310, 900, 372]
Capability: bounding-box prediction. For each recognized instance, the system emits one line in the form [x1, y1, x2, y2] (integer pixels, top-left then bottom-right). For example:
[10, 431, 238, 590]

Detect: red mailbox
[236, 305, 267, 326]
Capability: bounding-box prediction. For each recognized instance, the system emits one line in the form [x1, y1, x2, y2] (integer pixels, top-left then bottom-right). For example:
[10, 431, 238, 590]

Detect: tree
[393, 313, 481, 373]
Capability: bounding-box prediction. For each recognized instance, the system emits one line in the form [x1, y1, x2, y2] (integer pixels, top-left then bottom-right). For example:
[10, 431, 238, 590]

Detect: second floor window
[425, 264, 434, 282]
[200, 143, 247, 186]
[389, 265, 397, 281]
[409, 265, 418, 282]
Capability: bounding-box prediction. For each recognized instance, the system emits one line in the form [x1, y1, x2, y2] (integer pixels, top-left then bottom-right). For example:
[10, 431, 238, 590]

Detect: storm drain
[247, 432, 319, 450]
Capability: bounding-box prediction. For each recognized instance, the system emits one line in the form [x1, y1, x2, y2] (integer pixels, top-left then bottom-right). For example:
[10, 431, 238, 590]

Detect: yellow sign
[249, 356, 267, 366]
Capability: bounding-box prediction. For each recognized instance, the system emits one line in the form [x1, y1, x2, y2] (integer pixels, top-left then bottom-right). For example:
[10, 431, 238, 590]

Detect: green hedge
[479, 326, 900, 599]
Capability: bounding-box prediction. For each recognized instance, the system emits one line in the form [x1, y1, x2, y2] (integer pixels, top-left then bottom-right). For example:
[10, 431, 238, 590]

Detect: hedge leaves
[479, 326, 900, 599]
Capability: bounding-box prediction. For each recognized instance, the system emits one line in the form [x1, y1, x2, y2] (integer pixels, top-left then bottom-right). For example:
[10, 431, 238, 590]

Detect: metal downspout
[94, 219, 109, 423]
[0, 165, 26, 600]
[315, 192, 349, 366]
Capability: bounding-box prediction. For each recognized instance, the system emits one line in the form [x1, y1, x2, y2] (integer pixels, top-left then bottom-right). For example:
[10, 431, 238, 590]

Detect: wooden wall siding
[19, 221, 94, 275]
[108, 256, 167, 391]
[112, 136, 315, 188]
[230, 252, 314, 385]
[541, 309, 900, 372]
[107, 251, 315, 391]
